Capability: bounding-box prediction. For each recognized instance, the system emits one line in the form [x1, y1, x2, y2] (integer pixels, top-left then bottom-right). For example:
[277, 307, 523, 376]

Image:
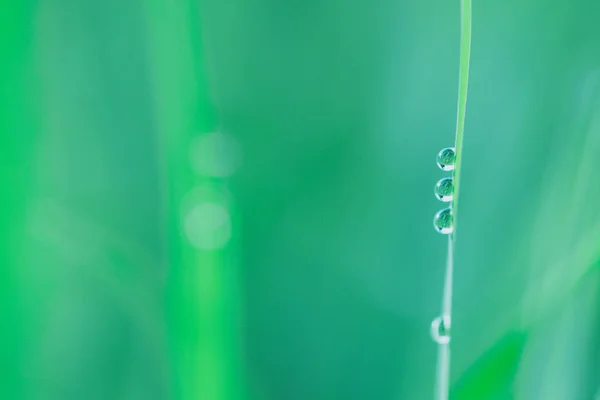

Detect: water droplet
[437, 147, 456, 171]
[433, 208, 453, 234]
[434, 177, 454, 202]
[183, 202, 232, 250]
[430, 315, 451, 344]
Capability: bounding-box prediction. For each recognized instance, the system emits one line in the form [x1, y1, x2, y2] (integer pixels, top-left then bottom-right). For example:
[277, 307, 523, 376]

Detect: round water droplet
[436, 147, 456, 171]
[183, 202, 232, 250]
[433, 208, 453, 234]
[434, 177, 454, 202]
[430, 315, 451, 344]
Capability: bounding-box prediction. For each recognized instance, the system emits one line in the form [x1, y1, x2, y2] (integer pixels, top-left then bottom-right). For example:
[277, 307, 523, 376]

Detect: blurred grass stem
[435, 0, 471, 399]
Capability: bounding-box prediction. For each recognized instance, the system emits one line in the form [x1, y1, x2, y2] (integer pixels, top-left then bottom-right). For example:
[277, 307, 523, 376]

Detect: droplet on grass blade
[436, 147, 456, 171]
[434, 177, 454, 202]
[430, 315, 451, 344]
[433, 208, 453, 234]
[183, 202, 232, 250]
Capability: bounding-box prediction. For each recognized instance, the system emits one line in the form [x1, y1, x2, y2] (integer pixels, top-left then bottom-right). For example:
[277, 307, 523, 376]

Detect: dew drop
[430, 315, 451, 344]
[436, 147, 456, 171]
[433, 208, 453, 234]
[434, 177, 454, 202]
[183, 202, 232, 250]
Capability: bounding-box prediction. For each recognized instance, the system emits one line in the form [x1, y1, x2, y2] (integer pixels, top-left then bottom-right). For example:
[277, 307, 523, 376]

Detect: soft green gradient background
[2, 1, 600, 399]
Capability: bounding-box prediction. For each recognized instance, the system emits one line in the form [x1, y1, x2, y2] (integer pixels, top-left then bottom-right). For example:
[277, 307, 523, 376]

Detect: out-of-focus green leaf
[451, 332, 527, 400]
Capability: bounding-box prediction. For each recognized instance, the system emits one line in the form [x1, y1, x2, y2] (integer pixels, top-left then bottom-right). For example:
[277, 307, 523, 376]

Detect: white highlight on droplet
[430, 314, 451, 344]
[183, 202, 232, 250]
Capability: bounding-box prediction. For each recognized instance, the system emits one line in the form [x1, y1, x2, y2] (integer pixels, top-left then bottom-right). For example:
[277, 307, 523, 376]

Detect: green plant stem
[451, 0, 472, 226]
[435, 0, 472, 399]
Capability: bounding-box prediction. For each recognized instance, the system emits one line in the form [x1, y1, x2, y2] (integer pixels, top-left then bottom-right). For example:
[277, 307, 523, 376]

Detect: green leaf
[451, 332, 528, 400]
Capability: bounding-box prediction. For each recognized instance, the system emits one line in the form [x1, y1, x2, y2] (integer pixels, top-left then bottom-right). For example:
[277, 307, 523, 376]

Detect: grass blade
[436, 0, 472, 399]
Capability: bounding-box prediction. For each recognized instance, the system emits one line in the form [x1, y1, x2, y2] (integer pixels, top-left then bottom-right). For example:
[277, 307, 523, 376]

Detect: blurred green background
[2, 0, 600, 399]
